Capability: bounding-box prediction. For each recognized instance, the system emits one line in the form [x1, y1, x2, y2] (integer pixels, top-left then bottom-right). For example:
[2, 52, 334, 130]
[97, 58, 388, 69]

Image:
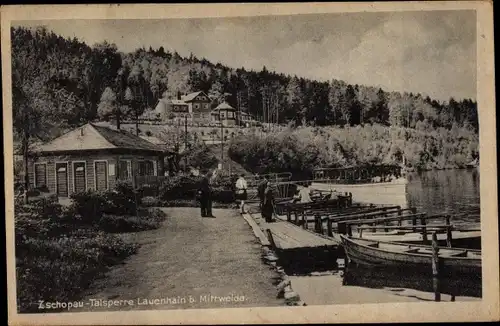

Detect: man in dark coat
[257, 177, 269, 211]
[198, 172, 213, 217]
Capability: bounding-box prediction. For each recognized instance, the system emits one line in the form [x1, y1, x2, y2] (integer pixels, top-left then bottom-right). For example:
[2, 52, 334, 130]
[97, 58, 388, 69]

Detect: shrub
[98, 208, 166, 233]
[141, 196, 161, 207]
[16, 232, 138, 313]
[69, 190, 109, 224]
[158, 174, 202, 200]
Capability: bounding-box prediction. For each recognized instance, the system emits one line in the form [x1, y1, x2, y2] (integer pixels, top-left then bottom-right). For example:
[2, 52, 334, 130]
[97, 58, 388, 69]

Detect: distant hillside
[12, 26, 478, 145]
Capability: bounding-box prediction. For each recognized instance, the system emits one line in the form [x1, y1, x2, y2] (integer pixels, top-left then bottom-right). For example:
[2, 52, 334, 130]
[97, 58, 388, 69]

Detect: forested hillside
[12, 25, 479, 171]
[12, 26, 478, 131]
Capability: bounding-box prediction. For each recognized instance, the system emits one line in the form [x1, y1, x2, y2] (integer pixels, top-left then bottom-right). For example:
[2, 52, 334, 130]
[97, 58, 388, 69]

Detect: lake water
[406, 168, 481, 223]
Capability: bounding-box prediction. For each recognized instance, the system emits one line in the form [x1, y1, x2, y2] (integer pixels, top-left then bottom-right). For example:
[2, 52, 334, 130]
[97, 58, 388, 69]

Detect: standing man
[261, 182, 276, 223]
[198, 171, 213, 218]
[235, 174, 248, 214]
[257, 176, 269, 211]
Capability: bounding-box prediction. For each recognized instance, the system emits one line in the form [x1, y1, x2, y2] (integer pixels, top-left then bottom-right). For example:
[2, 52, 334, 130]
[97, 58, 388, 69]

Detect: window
[220, 111, 226, 118]
[138, 160, 156, 176]
[194, 103, 199, 109]
[204, 104, 209, 110]
[118, 160, 132, 180]
[227, 111, 234, 118]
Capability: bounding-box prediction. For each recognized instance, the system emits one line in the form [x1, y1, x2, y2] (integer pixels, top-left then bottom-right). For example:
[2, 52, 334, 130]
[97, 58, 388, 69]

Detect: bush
[15, 196, 143, 313]
[141, 196, 161, 207]
[16, 232, 138, 313]
[69, 190, 109, 224]
[98, 208, 167, 233]
[158, 174, 203, 200]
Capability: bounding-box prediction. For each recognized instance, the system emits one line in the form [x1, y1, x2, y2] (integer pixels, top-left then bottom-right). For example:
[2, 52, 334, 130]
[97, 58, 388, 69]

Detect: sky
[15, 10, 476, 102]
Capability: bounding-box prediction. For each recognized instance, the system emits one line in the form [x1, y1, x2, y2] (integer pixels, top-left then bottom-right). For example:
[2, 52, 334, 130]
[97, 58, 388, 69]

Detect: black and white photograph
[3, 2, 498, 325]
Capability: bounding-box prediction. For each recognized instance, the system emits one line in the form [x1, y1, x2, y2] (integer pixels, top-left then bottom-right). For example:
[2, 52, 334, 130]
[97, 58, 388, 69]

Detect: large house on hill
[154, 91, 256, 126]
[27, 123, 169, 197]
[155, 91, 212, 121]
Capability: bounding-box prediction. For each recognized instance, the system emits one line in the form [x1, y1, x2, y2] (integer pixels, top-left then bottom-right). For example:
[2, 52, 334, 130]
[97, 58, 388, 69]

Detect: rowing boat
[340, 235, 481, 276]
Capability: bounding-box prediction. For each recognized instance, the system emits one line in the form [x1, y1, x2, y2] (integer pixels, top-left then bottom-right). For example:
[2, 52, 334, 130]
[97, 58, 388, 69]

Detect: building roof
[212, 101, 236, 112]
[171, 99, 188, 105]
[181, 91, 209, 102]
[139, 135, 168, 145]
[35, 123, 166, 154]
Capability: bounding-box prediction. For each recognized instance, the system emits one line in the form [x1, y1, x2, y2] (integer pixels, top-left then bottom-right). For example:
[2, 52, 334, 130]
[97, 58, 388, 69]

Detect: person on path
[257, 177, 269, 211]
[261, 183, 276, 223]
[198, 172, 213, 218]
[235, 174, 248, 214]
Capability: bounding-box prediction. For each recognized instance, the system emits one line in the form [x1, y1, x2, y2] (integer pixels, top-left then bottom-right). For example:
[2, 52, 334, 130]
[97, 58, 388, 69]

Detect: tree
[97, 87, 126, 129]
[127, 65, 147, 135]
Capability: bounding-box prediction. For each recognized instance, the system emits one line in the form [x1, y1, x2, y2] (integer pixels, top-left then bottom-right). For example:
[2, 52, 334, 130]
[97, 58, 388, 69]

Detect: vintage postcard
[2, 2, 498, 325]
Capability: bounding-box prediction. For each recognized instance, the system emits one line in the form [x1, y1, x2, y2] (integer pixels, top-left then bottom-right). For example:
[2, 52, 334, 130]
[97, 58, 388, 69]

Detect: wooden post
[286, 207, 291, 222]
[421, 217, 428, 244]
[266, 229, 277, 251]
[294, 211, 299, 225]
[359, 228, 363, 238]
[431, 232, 441, 302]
[314, 215, 323, 234]
[347, 224, 353, 237]
[397, 207, 402, 226]
[338, 222, 347, 235]
[445, 215, 453, 248]
[327, 218, 333, 237]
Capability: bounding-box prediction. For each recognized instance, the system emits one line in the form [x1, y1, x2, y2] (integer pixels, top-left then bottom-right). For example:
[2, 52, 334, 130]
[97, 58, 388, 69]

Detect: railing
[312, 165, 405, 184]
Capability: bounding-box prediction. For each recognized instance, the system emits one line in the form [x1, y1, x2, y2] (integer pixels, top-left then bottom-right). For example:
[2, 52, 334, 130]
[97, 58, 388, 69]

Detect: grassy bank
[15, 184, 167, 313]
[228, 124, 479, 176]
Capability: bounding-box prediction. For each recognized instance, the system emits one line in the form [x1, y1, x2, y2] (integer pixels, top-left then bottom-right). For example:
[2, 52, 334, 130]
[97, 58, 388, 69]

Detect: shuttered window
[138, 160, 155, 176]
[118, 160, 132, 180]
[34, 163, 47, 188]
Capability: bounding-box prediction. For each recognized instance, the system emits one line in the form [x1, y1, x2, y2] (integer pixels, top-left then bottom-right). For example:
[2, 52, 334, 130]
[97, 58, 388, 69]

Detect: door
[34, 163, 47, 188]
[73, 162, 86, 193]
[55, 163, 69, 197]
[94, 161, 108, 191]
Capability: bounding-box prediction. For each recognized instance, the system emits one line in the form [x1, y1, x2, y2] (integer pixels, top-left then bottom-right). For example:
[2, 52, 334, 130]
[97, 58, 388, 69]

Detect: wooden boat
[350, 229, 482, 249]
[311, 164, 408, 207]
[340, 235, 481, 276]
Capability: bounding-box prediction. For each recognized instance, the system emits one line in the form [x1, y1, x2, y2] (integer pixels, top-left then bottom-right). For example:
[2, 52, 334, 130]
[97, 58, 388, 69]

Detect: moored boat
[311, 164, 409, 207]
[340, 235, 481, 276]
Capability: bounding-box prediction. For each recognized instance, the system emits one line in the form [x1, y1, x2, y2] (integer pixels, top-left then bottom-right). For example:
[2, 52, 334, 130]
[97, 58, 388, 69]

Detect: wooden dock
[247, 211, 339, 250]
[245, 211, 341, 274]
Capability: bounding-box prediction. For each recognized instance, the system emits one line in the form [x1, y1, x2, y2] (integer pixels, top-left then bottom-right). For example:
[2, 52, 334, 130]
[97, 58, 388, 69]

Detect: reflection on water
[342, 263, 482, 298]
[406, 169, 480, 223]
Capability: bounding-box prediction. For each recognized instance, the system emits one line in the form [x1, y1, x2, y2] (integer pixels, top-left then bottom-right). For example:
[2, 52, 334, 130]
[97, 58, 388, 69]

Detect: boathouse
[26, 123, 168, 197]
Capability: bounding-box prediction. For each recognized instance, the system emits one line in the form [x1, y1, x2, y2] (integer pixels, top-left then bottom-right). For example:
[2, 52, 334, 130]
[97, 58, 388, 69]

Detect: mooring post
[338, 222, 346, 235]
[286, 206, 291, 222]
[266, 229, 277, 251]
[397, 207, 403, 226]
[421, 217, 428, 244]
[294, 210, 299, 225]
[445, 215, 453, 248]
[327, 218, 333, 237]
[314, 215, 323, 234]
[431, 232, 441, 302]
[347, 224, 353, 237]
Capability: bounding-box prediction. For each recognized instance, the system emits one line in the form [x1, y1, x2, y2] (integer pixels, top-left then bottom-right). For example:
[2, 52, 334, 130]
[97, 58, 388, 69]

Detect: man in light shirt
[235, 174, 248, 214]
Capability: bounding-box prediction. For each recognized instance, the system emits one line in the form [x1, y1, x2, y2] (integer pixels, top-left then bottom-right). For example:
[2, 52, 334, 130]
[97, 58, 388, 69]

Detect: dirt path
[77, 207, 283, 311]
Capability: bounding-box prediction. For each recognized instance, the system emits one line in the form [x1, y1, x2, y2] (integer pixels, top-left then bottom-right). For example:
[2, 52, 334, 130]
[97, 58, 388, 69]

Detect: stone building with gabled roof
[27, 123, 169, 197]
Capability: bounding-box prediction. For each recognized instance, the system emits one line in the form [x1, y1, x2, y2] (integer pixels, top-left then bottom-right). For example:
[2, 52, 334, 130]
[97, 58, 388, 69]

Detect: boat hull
[351, 231, 482, 250]
[311, 179, 408, 208]
[341, 236, 481, 277]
